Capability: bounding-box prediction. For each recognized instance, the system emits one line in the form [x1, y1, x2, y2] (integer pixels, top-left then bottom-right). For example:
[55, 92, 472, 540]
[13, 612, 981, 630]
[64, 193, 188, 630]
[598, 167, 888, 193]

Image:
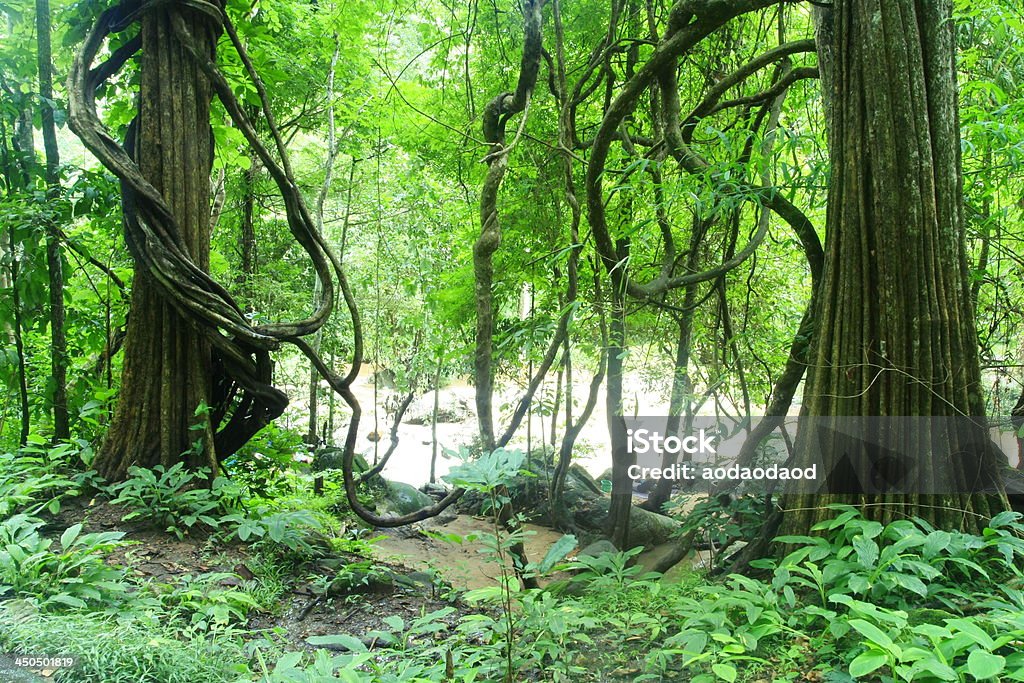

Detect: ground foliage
[0, 441, 1022, 681]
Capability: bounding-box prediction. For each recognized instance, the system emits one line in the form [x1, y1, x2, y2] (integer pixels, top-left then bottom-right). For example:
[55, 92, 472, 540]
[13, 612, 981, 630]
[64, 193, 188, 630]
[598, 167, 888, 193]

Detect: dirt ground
[372, 513, 572, 590]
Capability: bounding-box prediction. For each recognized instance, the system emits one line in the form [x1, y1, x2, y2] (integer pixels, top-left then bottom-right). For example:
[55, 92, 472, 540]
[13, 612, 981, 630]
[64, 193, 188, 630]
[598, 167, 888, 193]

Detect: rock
[380, 480, 435, 516]
[578, 540, 617, 558]
[370, 367, 397, 389]
[311, 447, 370, 474]
[327, 565, 393, 596]
[405, 394, 474, 425]
[420, 482, 450, 500]
[572, 497, 681, 548]
[568, 464, 602, 494]
[0, 653, 47, 682]
[451, 454, 680, 549]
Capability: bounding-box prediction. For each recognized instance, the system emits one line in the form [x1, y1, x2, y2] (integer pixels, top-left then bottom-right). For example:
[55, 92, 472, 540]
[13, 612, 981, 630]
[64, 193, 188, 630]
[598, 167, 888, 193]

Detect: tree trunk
[643, 218, 706, 513]
[780, 0, 1006, 536]
[36, 0, 69, 441]
[95, 4, 220, 480]
[606, 254, 633, 549]
[6, 225, 30, 446]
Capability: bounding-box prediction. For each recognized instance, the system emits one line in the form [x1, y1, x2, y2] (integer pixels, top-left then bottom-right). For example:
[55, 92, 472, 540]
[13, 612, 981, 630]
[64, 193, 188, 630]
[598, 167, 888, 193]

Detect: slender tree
[36, 0, 69, 440]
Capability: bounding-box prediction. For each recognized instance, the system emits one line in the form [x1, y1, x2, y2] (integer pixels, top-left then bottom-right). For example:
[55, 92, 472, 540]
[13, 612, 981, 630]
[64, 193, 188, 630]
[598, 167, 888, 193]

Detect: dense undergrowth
[1, 437, 1023, 682]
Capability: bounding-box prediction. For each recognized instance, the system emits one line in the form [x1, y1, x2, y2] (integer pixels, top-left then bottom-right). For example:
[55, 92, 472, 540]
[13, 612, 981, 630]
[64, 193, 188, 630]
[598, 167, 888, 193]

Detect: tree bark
[779, 0, 1007, 535]
[95, 4, 221, 480]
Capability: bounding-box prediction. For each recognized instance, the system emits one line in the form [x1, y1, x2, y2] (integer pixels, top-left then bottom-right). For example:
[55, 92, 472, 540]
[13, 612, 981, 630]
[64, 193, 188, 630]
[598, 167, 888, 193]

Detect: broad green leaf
[711, 663, 737, 682]
[539, 534, 577, 574]
[849, 650, 888, 678]
[59, 524, 82, 550]
[966, 650, 1004, 680]
[848, 619, 894, 650]
[306, 634, 367, 652]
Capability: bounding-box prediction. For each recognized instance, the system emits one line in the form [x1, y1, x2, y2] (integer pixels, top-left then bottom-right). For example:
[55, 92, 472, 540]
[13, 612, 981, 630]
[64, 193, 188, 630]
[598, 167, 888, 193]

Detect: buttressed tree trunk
[95, 4, 220, 480]
[780, 0, 1007, 535]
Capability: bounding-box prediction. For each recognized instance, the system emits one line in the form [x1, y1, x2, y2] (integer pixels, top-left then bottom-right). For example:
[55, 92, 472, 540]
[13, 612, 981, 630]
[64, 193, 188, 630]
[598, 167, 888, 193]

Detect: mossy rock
[380, 480, 435, 516]
[311, 447, 370, 474]
[572, 498, 680, 548]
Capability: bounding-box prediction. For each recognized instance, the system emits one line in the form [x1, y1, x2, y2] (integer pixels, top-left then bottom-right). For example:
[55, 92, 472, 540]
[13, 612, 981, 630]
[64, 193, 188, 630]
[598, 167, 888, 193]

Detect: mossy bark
[779, 0, 1006, 535]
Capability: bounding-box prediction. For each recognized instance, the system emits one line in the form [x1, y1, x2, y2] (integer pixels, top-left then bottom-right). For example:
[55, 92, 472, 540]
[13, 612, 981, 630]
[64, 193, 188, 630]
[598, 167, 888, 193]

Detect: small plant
[0, 606, 249, 683]
[151, 572, 262, 634]
[223, 422, 311, 495]
[0, 444, 82, 517]
[765, 506, 1024, 612]
[0, 514, 128, 610]
[108, 463, 237, 538]
[445, 447, 577, 682]
[220, 507, 329, 563]
[253, 647, 373, 682]
[671, 493, 771, 565]
[568, 546, 656, 590]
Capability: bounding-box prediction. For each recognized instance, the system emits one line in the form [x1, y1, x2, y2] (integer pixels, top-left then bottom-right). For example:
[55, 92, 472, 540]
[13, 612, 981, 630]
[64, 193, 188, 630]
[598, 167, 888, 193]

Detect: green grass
[0, 605, 251, 683]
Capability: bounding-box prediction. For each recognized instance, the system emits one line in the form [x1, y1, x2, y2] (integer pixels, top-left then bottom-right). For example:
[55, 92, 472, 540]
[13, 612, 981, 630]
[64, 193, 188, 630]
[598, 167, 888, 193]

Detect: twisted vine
[67, 0, 392, 516]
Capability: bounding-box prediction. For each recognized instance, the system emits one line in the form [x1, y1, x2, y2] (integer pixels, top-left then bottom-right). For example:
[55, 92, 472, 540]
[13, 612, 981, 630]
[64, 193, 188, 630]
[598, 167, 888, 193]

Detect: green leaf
[46, 593, 87, 609]
[848, 574, 870, 593]
[966, 650, 1004, 680]
[306, 634, 367, 652]
[947, 619, 996, 650]
[711, 663, 737, 682]
[852, 535, 879, 568]
[539, 534, 577, 574]
[988, 511, 1021, 529]
[59, 524, 82, 550]
[888, 573, 928, 597]
[849, 650, 888, 678]
[848, 619, 894, 649]
[923, 530, 951, 556]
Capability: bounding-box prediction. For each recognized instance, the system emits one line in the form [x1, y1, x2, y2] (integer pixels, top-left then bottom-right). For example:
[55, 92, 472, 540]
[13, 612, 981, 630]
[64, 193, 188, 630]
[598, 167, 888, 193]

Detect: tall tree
[88, 3, 222, 479]
[779, 0, 1008, 536]
[36, 0, 69, 440]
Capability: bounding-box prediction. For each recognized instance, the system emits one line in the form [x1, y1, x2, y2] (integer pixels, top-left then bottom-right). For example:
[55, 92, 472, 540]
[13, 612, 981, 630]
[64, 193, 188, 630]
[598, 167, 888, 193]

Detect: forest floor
[44, 497, 480, 652]
[40, 493, 701, 665]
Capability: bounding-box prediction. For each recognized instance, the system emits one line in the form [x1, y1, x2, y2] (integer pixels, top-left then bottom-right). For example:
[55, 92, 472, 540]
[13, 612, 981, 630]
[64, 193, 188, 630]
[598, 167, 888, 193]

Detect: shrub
[0, 515, 128, 610]
[108, 463, 240, 538]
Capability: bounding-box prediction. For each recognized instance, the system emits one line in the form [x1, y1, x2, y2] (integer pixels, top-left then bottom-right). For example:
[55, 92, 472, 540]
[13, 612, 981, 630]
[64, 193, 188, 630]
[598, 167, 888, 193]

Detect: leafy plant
[0, 606, 249, 683]
[108, 463, 238, 538]
[0, 514, 128, 610]
[765, 506, 1024, 612]
[220, 507, 329, 563]
[150, 572, 262, 634]
[223, 422, 311, 496]
[445, 447, 578, 682]
[0, 444, 83, 517]
[671, 493, 771, 565]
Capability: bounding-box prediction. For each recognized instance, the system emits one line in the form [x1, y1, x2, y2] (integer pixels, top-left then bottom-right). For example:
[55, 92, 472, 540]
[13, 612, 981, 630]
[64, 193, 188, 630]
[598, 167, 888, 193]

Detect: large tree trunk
[95, 5, 220, 480]
[779, 0, 1006, 535]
